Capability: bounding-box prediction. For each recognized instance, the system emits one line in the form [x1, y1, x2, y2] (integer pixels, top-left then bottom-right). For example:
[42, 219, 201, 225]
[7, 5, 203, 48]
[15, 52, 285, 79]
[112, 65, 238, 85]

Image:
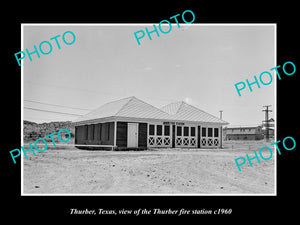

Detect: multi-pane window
[107, 123, 110, 140]
[208, 128, 213, 137]
[84, 125, 88, 139]
[214, 128, 219, 137]
[149, 125, 155, 135]
[191, 127, 196, 136]
[164, 125, 170, 136]
[92, 124, 95, 140]
[156, 125, 162, 136]
[177, 126, 182, 136]
[184, 127, 189, 136]
[202, 127, 206, 137]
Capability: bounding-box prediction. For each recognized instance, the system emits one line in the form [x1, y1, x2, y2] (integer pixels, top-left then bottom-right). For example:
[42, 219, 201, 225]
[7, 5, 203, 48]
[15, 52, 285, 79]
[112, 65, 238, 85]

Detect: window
[184, 127, 189, 136]
[87, 124, 94, 140]
[202, 127, 206, 137]
[84, 125, 88, 140]
[149, 125, 155, 135]
[164, 125, 170, 136]
[107, 123, 110, 140]
[92, 124, 95, 140]
[177, 126, 182, 136]
[191, 127, 196, 136]
[99, 123, 102, 140]
[214, 128, 219, 137]
[208, 128, 213, 137]
[157, 125, 162, 136]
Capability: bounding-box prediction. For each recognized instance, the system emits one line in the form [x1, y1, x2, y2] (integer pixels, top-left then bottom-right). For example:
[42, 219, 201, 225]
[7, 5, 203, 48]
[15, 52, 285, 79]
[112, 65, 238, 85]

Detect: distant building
[223, 126, 263, 140]
[262, 118, 275, 139]
[262, 127, 274, 138]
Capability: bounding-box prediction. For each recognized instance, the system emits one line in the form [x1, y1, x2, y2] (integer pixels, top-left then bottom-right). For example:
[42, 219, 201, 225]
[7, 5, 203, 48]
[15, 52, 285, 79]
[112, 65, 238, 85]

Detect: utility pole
[262, 105, 272, 141]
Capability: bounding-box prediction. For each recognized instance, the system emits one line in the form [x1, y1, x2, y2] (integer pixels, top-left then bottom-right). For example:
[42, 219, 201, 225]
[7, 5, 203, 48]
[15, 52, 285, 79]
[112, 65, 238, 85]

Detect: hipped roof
[161, 101, 228, 124]
[74, 96, 170, 123]
[74, 96, 228, 125]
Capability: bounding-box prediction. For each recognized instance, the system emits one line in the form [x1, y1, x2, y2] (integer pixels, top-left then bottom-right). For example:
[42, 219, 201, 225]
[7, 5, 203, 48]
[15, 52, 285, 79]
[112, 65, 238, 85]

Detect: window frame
[214, 128, 219, 138]
[202, 127, 206, 137]
[191, 127, 196, 137]
[156, 125, 162, 136]
[164, 125, 170, 136]
[183, 126, 189, 136]
[177, 126, 182, 136]
[208, 127, 213, 137]
[149, 124, 155, 135]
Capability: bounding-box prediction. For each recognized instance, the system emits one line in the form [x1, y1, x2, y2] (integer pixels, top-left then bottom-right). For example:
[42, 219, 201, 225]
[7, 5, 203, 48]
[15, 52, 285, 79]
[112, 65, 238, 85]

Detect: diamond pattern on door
[149, 137, 155, 146]
[156, 137, 162, 146]
[183, 137, 189, 146]
[190, 138, 196, 146]
[208, 138, 213, 146]
[214, 139, 219, 146]
[201, 138, 206, 146]
[176, 137, 182, 145]
[164, 137, 170, 145]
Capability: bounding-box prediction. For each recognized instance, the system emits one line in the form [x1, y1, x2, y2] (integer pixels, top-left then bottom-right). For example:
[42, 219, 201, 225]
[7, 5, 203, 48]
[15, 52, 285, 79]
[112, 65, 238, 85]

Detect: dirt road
[23, 148, 275, 195]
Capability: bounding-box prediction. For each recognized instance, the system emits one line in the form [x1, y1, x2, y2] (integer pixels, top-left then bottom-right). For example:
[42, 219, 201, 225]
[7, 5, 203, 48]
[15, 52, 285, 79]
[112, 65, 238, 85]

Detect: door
[127, 123, 139, 148]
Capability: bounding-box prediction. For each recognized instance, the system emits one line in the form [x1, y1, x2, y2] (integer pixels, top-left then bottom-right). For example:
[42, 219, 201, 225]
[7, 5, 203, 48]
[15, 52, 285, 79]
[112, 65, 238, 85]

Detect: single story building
[223, 126, 264, 140]
[73, 96, 229, 150]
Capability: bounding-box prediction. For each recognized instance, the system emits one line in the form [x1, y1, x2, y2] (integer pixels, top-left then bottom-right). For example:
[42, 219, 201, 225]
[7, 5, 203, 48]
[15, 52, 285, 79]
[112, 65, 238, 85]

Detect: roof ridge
[80, 96, 133, 118]
[176, 101, 185, 114]
[137, 97, 170, 115]
[161, 101, 184, 114]
[105, 96, 133, 105]
[114, 96, 136, 116]
[181, 101, 227, 123]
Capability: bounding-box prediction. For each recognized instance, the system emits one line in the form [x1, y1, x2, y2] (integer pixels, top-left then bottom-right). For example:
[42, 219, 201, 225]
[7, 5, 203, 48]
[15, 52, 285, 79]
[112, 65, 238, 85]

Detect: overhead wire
[24, 107, 84, 116]
[24, 99, 91, 111]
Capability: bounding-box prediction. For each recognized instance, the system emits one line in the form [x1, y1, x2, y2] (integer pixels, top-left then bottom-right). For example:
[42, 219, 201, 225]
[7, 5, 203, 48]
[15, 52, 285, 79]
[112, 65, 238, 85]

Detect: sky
[22, 24, 275, 126]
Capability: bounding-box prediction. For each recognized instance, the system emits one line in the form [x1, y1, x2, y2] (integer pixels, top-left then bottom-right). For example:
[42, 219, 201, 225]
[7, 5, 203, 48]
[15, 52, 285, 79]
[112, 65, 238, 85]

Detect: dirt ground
[23, 143, 275, 195]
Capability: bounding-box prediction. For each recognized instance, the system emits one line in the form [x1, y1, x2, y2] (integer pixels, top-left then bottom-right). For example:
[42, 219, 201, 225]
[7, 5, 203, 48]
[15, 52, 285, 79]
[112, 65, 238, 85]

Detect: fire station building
[73, 96, 229, 150]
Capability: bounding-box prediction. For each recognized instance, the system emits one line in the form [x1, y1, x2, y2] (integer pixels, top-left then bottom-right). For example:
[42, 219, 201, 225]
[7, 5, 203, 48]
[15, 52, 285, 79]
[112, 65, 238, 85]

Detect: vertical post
[113, 121, 117, 150]
[219, 110, 223, 149]
[263, 105, 272, 141]
[146, 123, 149, 148]
[220, 126, 223, 149]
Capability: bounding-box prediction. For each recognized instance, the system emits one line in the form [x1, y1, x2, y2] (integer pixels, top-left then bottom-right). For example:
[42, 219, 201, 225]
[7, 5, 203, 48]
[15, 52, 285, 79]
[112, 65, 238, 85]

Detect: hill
[23, 120, 75, 143]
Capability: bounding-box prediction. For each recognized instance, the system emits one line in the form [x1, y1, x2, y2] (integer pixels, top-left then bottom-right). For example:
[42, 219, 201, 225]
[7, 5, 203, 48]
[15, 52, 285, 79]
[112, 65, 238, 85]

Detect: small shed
[73, 96, 229, 150]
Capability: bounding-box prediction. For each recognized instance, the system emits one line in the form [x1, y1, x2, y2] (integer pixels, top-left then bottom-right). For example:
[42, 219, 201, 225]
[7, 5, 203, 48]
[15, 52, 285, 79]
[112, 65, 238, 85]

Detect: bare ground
[23, 144, 275, 195]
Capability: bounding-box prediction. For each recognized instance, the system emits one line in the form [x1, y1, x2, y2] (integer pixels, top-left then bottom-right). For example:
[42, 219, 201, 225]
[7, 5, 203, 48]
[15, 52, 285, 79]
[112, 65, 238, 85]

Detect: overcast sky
[23, 24, 275, 126]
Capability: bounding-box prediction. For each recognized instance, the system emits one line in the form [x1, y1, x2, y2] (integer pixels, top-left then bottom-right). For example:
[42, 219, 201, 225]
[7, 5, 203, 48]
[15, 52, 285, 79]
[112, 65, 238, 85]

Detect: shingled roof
[74, 96, 229, 125]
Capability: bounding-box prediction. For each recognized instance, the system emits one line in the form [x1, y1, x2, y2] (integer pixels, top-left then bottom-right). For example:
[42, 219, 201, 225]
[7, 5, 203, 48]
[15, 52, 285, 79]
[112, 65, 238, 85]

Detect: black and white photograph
[21, 24, 276, 195]
[4, 5, 298, 220]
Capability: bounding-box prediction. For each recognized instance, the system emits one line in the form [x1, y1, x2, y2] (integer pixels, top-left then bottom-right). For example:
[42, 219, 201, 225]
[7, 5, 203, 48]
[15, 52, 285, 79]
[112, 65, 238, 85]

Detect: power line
[24, 81, 122, 97]
[24, 107, 84, 116]
[24, 99, 91, 111]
